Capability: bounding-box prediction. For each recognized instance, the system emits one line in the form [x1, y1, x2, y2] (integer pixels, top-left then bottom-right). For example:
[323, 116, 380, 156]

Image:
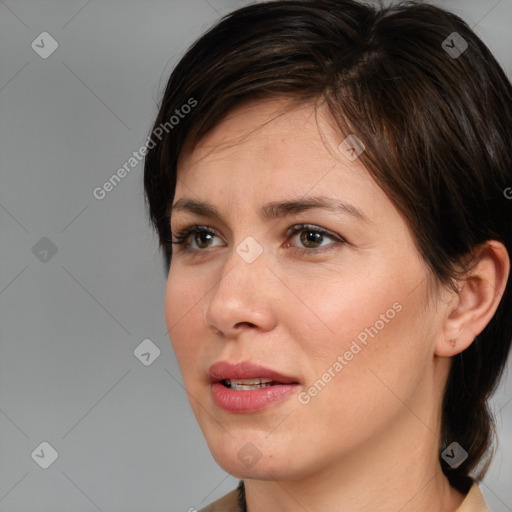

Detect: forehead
[176, 97, 368, 187]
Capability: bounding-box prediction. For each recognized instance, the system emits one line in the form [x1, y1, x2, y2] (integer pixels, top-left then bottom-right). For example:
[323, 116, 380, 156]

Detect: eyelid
[285, 223, 343, 241]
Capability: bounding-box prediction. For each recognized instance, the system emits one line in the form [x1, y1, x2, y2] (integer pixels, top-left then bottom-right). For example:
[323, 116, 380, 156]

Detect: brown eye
[171, 225, 224, 251]
[194, 231, 215, 249]
[299, 230, 324, 248]
[287, 224, 344, 253]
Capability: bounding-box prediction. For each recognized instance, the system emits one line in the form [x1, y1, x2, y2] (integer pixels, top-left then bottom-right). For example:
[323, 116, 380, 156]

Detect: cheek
[164, 268, 206, 374]
[292, 259, 431, 410]
[282, 259, 406, 363]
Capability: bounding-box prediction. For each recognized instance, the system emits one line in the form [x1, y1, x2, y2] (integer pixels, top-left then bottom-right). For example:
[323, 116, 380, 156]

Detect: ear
[435, 240, 510, 357]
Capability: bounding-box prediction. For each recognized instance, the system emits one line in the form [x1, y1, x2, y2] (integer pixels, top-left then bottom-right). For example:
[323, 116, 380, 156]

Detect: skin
[165, 97, 510, 512]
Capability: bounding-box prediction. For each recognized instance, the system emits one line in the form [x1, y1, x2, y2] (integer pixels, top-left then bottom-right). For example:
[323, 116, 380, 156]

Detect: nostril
[235, 321, 256, 328]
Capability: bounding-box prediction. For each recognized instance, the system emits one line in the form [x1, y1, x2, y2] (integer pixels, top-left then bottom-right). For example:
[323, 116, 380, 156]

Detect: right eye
[171, 225, 226, 251]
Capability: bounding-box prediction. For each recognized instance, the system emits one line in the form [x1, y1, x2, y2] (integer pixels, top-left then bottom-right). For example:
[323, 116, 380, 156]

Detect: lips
[208, 361, 300, 413]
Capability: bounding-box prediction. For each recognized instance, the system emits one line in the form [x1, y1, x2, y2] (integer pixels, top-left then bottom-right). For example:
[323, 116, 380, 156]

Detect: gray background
[0, 0, 511, 510]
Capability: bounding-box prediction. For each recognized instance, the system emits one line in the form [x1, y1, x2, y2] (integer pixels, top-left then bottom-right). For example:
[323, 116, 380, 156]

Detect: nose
[203, 246, 278, 338]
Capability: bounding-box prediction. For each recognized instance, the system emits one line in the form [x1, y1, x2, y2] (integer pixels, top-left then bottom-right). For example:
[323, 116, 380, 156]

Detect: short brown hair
[144, 0, 512, 493]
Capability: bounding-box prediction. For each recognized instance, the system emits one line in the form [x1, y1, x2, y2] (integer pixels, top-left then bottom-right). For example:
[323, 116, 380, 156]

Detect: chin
[213, 453, 295, 480]
[205, 434, 310, 481]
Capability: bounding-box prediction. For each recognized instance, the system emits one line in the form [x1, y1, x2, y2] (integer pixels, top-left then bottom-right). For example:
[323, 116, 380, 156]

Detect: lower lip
[211, 382, 299, 413]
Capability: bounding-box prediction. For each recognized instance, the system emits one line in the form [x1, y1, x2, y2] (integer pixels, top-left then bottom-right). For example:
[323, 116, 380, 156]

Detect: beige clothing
[455, 483, 490, 512]
[198, 482, 490, 512]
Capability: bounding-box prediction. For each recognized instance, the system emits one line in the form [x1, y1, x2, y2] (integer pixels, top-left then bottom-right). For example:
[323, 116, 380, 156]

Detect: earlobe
[435, 240, 510, 358]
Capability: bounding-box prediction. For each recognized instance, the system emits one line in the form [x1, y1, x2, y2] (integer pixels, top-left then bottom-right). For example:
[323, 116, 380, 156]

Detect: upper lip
[208, 361, 300, 384]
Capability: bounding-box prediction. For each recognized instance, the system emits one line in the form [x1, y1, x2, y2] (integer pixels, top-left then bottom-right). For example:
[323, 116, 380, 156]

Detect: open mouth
[220, 378, 284, 390]
[209, 362, 300, 412]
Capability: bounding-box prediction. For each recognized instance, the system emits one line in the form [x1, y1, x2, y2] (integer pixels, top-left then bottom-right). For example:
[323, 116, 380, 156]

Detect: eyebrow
[170, 196, 370, 223]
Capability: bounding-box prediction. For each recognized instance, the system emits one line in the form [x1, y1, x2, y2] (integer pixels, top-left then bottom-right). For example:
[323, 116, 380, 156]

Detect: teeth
[224, 378, 275, 390]
[228, 378, 274, 385]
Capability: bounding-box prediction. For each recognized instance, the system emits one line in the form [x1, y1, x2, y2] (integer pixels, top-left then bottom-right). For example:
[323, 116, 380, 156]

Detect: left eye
[287, 224, 341, 250]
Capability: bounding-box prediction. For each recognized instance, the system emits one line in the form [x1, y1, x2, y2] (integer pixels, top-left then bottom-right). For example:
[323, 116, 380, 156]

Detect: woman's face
[165, 97, 451, 480]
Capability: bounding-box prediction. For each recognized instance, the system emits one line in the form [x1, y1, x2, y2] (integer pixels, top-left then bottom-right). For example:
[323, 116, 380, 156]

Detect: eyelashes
[169, 223, 345, 256]
[170, 225, 216, 248]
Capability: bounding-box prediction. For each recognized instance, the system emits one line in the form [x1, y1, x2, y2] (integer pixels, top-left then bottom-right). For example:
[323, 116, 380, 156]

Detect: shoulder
[455, 482, 490, 512]
[197, 487, 242, 512]
[197, 481, 491, 511]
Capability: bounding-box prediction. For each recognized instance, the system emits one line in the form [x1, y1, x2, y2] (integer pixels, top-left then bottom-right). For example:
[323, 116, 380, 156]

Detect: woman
[143, 1, 512, 510]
